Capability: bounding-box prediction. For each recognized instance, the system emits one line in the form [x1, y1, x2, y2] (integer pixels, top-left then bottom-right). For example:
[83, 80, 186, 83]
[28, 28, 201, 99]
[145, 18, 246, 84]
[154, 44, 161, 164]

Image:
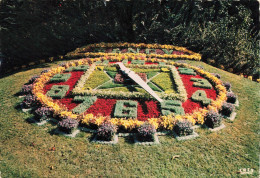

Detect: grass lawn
[0, 60, 259, 177]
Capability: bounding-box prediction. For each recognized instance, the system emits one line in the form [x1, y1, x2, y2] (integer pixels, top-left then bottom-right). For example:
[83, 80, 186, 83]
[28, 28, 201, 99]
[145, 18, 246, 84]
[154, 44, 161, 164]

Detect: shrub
[211, 73, 221, 79]
[22, 94, 38, 108]
[34, 107, 53, 121]
[204, 110, 222, 129]
[0, 1, 258, 76]
[58, 118, 79, 134]
[223, 82, 231, 91]
[221, 102, 234, 116]
[227, 92, 237, 103]
[28, 75, 39, 84]
[21, 84, 33, 94]
[174, 120, 193, 136]
[58, 62, 67, 67]
[41, 69, 50, 74]
[137, 123, 156, 142]
[97, 121, 117, 141]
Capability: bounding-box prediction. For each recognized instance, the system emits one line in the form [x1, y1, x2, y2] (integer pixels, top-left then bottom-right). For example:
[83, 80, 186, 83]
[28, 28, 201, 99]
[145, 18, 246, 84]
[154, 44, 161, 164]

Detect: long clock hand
[116, 62, 163, 103]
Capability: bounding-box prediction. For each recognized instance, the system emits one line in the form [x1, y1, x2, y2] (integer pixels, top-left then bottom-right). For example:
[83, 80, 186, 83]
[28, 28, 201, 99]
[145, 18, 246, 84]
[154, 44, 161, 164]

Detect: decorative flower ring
[32, 55, 227, 132]
[65, 42, 202, 61]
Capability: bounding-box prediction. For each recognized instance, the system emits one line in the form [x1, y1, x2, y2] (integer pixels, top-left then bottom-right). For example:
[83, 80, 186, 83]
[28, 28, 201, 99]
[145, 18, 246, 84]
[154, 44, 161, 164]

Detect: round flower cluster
[58, 117, 79, 133]
[97, 121, 117, 141]
[21, 84, 33, 94]
[137, 123, 156, 141]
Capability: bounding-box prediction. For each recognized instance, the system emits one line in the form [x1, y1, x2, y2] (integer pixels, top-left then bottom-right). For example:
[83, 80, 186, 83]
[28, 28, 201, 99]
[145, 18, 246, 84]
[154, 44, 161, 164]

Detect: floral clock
[21, 44, 238, 143]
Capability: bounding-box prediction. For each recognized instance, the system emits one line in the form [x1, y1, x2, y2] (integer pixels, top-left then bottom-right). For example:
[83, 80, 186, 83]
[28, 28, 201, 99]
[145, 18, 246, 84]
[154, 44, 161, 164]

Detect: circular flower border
[65, 42, 202, 61]
[33, 56, 226, 131]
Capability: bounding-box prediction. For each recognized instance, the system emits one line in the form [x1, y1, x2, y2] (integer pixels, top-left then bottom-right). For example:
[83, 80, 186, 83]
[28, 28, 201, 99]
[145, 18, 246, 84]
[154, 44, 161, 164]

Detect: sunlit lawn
[0, 59, 259, 177]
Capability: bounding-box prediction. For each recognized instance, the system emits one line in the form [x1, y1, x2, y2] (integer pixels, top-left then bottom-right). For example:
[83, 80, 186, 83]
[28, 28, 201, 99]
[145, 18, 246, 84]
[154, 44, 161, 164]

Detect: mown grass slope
[0, 60, 259, 177]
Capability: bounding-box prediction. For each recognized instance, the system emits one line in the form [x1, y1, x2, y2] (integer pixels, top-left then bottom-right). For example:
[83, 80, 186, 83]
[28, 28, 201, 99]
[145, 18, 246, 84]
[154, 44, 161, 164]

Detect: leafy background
[0, 0, 259, 77]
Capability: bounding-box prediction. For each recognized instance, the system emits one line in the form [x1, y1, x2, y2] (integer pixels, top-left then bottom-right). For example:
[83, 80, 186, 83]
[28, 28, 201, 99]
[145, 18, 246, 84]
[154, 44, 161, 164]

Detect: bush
[211, 73, 221, 79]
[223, 82, 231, 91]
[34, 107, 53, 121]
[41, 69, 50, 74]
[227, 92, 237, 103]
[21, 84, 33, 94]
[137, 123, 156, 142]
[22, 94, 38, 108]
[204, 111, 222, 129]
[97, 121, 117, 141]
[28, 75, 39, 84]
[58, 118, 79, 134]
[174, 120, 193, 136]
[0, 1, 258, 76]
[221, 102, 235, 116]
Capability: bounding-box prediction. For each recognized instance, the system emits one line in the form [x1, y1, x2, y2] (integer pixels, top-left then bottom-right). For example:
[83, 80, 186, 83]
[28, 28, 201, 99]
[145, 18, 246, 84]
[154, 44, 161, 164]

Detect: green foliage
[72, 96, 97, 114]
[0, 0, 258, 76]
[160, 100, 185, 116]
[104, 66, 118, 72]
[103, 86, 146, 95]
[190, 78, 212, 89]
[98, 80, 124, 89]
[114, 100, 137, 118]
[65, 65, 89, 72]
[147, 82, 161, 92]
[158, 62, 165, 66]
[146, 72, 158, 79]
[105, 71, 117, 79]
[84, 70, 110, 89]
[151, 72, 177, 92]
[131, 60, 145, 65]
[50, 73, 71, 83]
[191, 90, 211, 106]
[132, 68, 160, 73]
[46, 85, 69, 99]
[178, 68, 196, 75]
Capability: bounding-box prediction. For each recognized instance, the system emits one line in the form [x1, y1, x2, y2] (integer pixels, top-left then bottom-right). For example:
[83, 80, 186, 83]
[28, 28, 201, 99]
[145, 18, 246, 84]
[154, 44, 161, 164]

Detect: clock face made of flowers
[33, 56, 227, 131]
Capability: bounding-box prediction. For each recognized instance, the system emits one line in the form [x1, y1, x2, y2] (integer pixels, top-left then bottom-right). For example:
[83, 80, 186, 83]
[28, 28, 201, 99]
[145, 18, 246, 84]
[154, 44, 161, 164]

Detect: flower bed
[65, 42, 202, 61]
[28, 55, 229, 134]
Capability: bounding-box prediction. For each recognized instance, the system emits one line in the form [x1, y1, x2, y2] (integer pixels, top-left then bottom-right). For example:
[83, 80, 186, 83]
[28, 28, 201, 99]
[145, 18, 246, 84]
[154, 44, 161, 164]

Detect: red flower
[177, 67, 217, 114]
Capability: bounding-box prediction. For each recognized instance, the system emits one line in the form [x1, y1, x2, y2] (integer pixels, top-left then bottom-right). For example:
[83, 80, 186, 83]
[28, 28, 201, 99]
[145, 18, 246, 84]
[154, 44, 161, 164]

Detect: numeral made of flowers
[114, 100, 138, 118]
[46, 85, 70, 99]
[178, 68, 196, 75]
[50, 73, 71, 83]
[191, 90, 211, 106]
[160, 100, 185, 116]
[72, 96, 97, 114]
[190, 78, 212, 89]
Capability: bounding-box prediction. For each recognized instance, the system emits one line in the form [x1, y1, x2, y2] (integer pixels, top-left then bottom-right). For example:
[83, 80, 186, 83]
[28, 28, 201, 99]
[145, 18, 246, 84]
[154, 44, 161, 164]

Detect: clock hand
[116, 62, 163, 103]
